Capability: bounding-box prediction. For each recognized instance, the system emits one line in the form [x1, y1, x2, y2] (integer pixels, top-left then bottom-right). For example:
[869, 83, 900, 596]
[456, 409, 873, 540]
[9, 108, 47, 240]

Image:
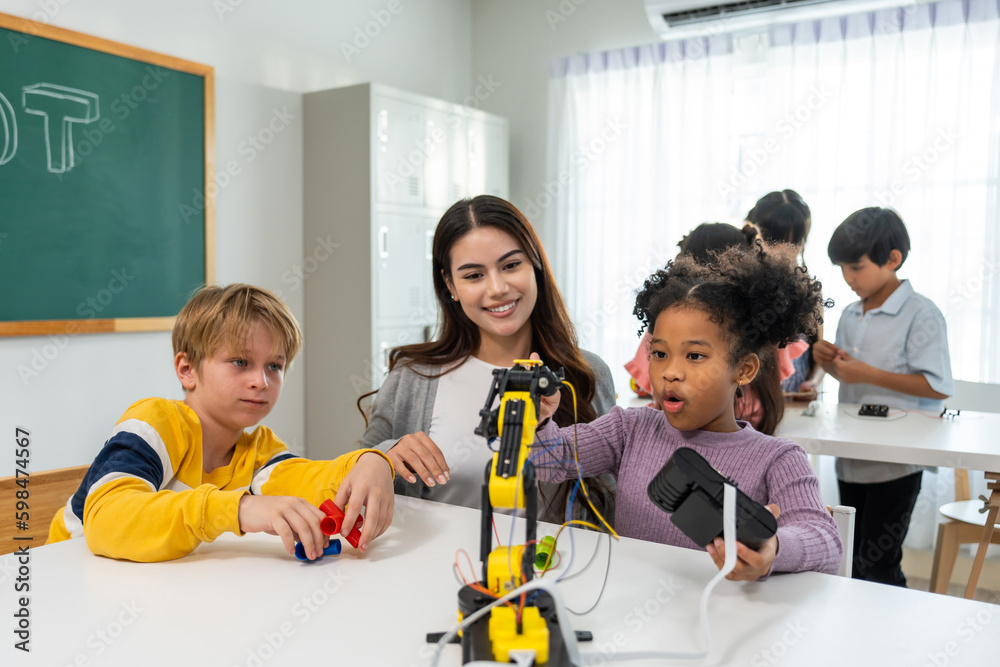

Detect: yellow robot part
[488, 605, 549, 664]
[487, 545, 526, 594]
[489, 391, 538, 509]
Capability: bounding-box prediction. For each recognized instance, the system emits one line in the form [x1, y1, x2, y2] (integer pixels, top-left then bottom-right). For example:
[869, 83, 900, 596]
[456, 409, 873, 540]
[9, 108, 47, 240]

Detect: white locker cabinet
[374, 212, 435, 328]
[423, 108, 462, 210]
[375, 325, 432, 378]
[481, 120, 509, 197]
[304, 83, 509, 459]
[374, 97, 425, 207]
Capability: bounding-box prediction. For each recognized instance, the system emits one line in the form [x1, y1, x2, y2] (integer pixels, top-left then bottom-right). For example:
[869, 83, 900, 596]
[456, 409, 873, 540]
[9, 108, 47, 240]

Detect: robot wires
[561, 380, 618, 538]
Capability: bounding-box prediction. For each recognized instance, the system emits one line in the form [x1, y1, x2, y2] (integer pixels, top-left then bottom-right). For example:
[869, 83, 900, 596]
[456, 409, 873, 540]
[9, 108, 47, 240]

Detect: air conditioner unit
[645, 0, 917, 39]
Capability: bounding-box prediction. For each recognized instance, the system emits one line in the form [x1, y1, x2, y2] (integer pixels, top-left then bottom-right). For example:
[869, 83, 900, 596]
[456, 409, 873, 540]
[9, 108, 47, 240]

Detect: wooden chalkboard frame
[0, 12, 215, 336]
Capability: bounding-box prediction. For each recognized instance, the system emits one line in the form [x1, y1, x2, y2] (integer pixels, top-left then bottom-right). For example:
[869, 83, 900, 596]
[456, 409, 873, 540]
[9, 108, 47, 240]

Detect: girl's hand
[705, 504, 780, 581]
[539, 390, 561, 424]
[238, 494, 329, 560]
[529, 352, 562, 424]
[334, 452, 395, 551]
[386, 432, 450, 486]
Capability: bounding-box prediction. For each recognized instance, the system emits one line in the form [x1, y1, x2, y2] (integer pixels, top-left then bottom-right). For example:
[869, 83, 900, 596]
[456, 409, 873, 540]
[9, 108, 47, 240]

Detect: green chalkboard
[0, 13, 214, 335]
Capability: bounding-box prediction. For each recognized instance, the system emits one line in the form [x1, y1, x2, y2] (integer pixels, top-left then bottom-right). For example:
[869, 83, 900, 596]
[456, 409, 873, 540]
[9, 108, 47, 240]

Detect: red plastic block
[318, 499, 364, 548]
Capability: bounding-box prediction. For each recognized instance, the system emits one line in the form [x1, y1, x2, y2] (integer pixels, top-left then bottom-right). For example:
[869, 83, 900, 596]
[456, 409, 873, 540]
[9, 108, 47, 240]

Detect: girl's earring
[735, 379, 744, 398]
[450, 293, 458, 302]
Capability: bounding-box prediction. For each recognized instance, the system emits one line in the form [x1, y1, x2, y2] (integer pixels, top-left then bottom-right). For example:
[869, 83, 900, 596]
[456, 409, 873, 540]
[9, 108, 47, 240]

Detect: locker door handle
[377, 109, 389, 143]
[378, 226, 389, 259]
[425, 229, 433, 260]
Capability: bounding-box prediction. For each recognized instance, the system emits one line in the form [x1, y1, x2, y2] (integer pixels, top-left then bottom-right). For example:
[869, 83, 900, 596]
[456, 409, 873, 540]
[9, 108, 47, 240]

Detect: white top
[4, 497, 998, 665]
[427, 356, 500, 508]
[834, 279, 954, 483]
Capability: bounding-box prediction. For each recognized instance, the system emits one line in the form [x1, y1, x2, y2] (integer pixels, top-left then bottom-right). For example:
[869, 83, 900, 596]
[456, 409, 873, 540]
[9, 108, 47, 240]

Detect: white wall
[470, 0, 656, 222]
[0, 0, 473, 476]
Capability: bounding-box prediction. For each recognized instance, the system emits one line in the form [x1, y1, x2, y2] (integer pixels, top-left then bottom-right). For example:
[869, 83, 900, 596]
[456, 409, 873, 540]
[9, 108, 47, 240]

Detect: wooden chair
[0, 465, 88, 556]
[829, 504, 856, 578]
[929, 380, 1000, 598]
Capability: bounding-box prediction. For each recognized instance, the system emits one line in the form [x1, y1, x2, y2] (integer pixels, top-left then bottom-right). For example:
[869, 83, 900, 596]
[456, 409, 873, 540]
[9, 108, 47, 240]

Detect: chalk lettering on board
[0, 91, 17, 166]
[21, 83, 100, 173]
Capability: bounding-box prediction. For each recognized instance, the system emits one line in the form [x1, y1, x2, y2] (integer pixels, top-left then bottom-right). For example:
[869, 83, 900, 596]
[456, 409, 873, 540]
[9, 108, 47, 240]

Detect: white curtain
[546, 0, 1000, 554]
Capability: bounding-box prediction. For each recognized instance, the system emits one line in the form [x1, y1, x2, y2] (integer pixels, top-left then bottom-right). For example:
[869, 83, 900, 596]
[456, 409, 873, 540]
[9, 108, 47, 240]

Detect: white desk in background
[2, 497, 998, 666]
[618, 396, 1000, 471]
[776, 402, 1000, 472]
[777, 402, 1000, 598]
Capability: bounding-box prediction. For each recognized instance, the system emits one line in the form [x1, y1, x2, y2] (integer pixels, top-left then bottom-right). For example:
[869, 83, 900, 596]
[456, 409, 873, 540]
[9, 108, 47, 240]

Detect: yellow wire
[561, 380, 619, 539]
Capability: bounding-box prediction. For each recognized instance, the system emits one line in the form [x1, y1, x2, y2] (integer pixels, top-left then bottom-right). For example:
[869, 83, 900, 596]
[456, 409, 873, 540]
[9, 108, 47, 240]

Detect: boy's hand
[812, 340, 841, 368]
[334, 452, 394, 552]
[832, 352, 872, 385]
[238, 495, 329, 560]
[705, 504, 780, 581]
[530, 352, 561, 424]
[387, 432, 450, 486]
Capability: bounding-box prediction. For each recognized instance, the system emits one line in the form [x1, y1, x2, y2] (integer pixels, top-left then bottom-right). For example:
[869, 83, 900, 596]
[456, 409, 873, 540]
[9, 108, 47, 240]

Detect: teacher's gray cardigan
[360, 350, 618, 525]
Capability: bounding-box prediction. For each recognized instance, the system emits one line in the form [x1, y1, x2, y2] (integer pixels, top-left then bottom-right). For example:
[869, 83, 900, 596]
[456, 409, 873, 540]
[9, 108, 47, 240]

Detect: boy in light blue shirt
[813, 207, 953, 586]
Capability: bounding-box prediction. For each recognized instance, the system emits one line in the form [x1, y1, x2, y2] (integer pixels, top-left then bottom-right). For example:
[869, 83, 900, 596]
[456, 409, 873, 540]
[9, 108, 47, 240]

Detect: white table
[777, 402, 1000, 598]
[2, 496, 998, 666]
[776, 402, 1000, 471]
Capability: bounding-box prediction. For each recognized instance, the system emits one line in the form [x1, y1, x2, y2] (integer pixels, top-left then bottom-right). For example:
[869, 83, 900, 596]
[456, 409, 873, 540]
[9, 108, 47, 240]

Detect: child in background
[746, 189, 818, 398]
[624, 221, 790, 434]
[537, 245, 841, 580]
[814, 207, 952, 586]
[48, 284, 395, 562]
[625, 222, 754, 400]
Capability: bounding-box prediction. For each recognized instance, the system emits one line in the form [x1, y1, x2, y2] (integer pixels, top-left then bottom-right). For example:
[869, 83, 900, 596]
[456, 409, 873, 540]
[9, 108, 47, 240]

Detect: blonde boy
[48, 284, 394, 562]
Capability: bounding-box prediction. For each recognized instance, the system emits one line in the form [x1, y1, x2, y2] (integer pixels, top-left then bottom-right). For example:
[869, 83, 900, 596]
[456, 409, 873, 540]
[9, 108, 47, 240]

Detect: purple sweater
[536, 406, 842, 575]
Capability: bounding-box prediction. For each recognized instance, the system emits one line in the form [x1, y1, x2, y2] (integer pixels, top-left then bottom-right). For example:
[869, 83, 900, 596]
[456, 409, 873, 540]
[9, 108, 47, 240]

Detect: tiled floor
[907, 576, 1000, 604]
[902, 548, 1000, 604]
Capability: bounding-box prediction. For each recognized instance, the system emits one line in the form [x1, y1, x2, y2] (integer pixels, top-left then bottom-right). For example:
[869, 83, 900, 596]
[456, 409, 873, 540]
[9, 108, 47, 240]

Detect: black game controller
[647, 448, 778, 550]
[858, 404, 889, 417]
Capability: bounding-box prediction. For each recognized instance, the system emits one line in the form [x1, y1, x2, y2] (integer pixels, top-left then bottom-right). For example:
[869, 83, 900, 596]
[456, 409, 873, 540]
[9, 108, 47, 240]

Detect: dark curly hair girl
[633, 243, 830, 431]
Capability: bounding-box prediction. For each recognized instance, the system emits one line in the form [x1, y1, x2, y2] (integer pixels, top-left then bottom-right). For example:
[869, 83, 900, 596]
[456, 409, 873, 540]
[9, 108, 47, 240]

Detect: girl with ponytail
[532, 244, 842, 580]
